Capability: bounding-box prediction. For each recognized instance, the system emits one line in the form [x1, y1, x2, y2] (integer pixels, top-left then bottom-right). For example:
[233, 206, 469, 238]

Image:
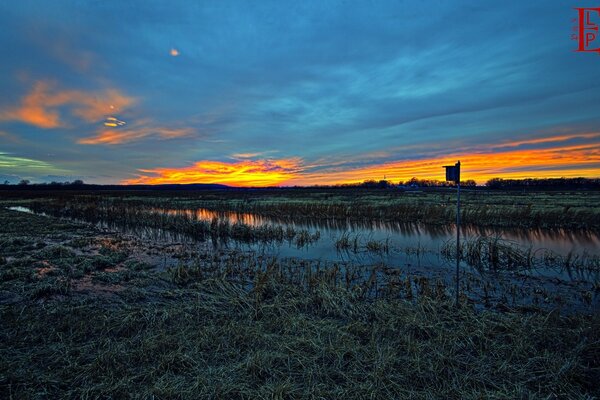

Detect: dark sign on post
[444, 161, 460, 183]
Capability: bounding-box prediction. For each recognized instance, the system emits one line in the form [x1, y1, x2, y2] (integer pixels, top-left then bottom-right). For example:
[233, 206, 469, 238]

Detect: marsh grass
[2, 275, 600, 399]
[442, 236, 600, 272]
[336, 233, 390, 255]
[2, 198, 600, 398]
[27, 199, 321, 245]
[106, 188, 600, 229]
[9, 188, 600, 229]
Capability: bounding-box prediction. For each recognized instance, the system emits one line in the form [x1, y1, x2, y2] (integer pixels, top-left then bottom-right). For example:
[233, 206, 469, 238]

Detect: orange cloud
[0, 81, 135, 128]
[493, 132, 600, 149]
[121, 132, 600, 187]
[291, 138, 600, 186]
[123, 158, 303, 187]
[70, 88, 134, 122]
[78, 121, 194, 145]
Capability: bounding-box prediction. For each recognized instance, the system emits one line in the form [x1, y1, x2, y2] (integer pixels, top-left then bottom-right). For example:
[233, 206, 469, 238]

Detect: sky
[1, 0, 599, 186]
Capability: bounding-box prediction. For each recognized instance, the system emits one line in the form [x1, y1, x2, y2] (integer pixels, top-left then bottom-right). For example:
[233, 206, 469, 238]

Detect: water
[159, 207, 600, 257]
[9, 205, 600, 268]
[7, 205, 600, 311]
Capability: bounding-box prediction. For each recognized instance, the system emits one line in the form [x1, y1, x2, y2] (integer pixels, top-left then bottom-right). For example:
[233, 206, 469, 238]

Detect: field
[6, 186, 600, 229]
[1, 188, 600, 398]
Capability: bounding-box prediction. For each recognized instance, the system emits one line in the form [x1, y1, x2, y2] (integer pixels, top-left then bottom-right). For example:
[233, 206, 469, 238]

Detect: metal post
[456, 180, 460, 306]
[443, 160, 462, 306]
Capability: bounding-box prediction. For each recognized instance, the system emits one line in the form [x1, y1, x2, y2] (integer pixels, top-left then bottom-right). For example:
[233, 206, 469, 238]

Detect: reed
[10, 187, 600, 229]
[336, 233, 391, 255]
[442, 236, 600, 272]
[27, 199, 321, 245]
[101, 189, 600, 229]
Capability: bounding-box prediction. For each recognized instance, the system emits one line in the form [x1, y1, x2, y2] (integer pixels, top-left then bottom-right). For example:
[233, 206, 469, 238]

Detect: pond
[8, 205, 600, 312]
[155, 207, 600, 264]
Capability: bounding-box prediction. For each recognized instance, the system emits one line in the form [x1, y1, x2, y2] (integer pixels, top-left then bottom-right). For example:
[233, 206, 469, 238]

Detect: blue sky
[1, 0, 599, 185]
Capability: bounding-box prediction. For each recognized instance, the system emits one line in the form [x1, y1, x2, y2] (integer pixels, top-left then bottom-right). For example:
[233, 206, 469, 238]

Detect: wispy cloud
[230, 151, 279, 159]
[0, 81, 135, 128]
[493, 132, 600, 149]
[0, 152, 55, 170]
[290, 133, 600, 185]
[78, 119, 195, 145]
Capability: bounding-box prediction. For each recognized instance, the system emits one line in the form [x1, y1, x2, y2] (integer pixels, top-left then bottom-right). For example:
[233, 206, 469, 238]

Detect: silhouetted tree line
[0, 179, 86, 187]
[398, 178, 477, 187]
[2, 177, 598, 190]
[485, 177, 600, 189]
[337, 177, 600, 189]
[0, 181, 231, 191]
[325, 178, 477, 189]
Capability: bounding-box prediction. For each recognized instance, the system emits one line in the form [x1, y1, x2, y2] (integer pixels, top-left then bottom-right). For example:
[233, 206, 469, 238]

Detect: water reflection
[157, 207, 600, 257]
[7, 205, 599, 311]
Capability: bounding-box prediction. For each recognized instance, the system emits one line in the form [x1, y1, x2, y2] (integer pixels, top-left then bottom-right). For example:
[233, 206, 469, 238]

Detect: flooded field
[13, 204, 600, 258]
[2, 191, 600, 399]
[8, 199, 600, 312]
[161, 207, 600, 258]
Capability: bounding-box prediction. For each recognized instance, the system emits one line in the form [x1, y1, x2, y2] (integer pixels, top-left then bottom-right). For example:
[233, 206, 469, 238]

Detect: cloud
[231, 152, 263, 159]
[493, 132, 600, 149]
[230, 151, 278, 159]
[119, 132, 600, 187]
[289, 133, 600, 185]
[0, 81, 135, 128]
[78, 119, 195, 145]
[2, 2, 600, 184]
[122, 158, 303, 186]
[0, 152, 54, 170]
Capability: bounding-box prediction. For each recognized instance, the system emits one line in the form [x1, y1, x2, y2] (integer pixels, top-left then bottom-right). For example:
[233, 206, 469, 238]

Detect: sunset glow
[119, 133, 600, 186]
[293, 143, 600, 186]
[123, 159, 302, 186]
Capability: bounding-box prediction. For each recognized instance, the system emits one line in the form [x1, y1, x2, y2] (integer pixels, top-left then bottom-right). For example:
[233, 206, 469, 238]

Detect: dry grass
[2, 276, 599, 399]
[1, 203, 600, 399]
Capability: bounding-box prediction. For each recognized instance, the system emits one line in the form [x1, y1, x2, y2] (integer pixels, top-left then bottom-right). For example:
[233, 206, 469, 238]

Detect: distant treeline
[0, 180, 230, 191]
[485, 177, 600, 189]
[327, 177, 600, 189]
[334, 178, 476, 188]
[316, 178, 476, 189]
[1, 177, 599, 191]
